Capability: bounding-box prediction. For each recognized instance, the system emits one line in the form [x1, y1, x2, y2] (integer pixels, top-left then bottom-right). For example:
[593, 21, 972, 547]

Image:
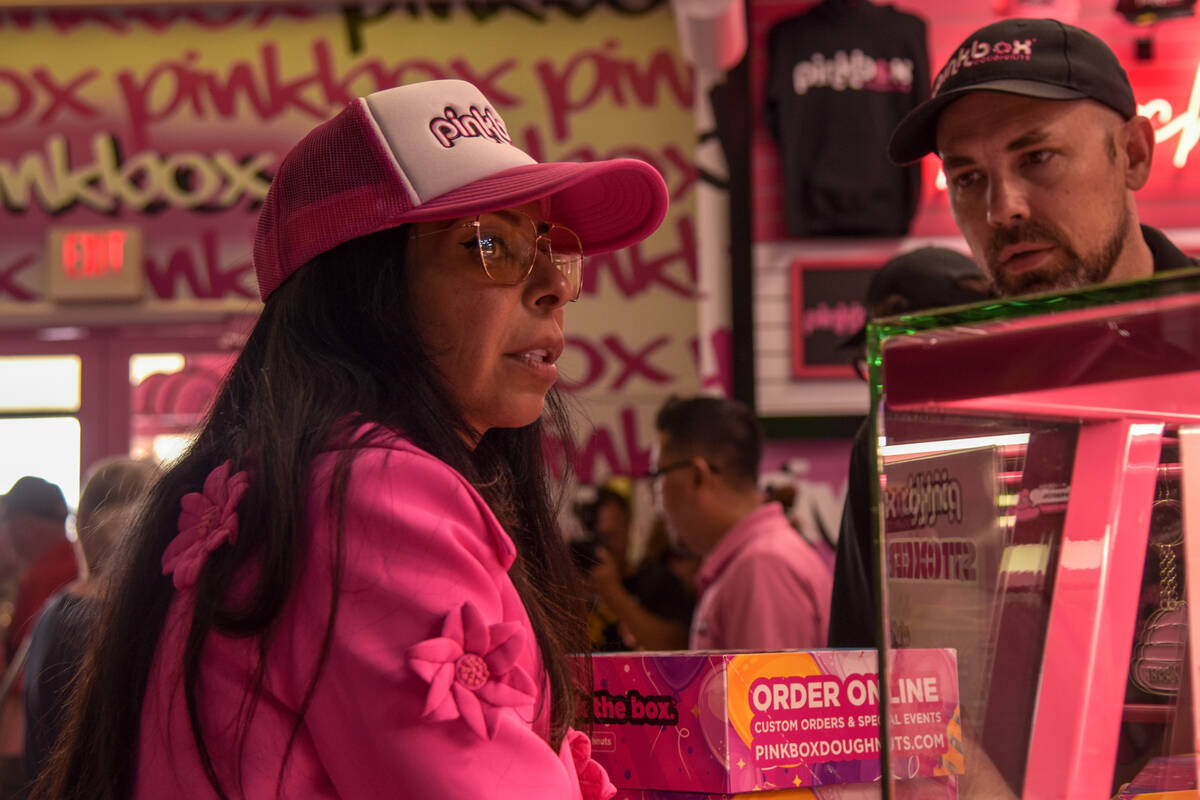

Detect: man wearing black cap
[889, 18, 1196, 297]
[828, 248, 992, 648]
[840, 246, 993, 365]
[877, 24, 1195, 793]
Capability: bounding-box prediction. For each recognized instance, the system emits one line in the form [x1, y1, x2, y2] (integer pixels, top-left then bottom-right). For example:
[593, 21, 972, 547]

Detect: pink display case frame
[872, 270, 1200, 799]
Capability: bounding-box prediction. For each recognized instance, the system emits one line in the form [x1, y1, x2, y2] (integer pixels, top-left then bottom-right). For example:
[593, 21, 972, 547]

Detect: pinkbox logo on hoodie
[428, 104, 512, 148]
[933, 37, 1036, 94]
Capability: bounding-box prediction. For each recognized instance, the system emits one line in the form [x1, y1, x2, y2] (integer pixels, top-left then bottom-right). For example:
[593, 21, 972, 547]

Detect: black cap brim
[888, 80, 1089, 165]
[839, 326, 867, 350]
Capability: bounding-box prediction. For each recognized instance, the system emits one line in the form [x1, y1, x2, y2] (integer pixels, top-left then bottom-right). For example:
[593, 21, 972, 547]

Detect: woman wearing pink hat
[35, 80, 668, 800]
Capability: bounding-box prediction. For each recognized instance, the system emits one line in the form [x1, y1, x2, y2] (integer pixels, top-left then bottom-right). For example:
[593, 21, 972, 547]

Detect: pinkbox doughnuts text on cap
[254, 79, 671, 300]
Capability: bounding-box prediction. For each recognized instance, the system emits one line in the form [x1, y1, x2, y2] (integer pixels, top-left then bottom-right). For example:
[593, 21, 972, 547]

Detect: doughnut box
[579, 648, 961, 796]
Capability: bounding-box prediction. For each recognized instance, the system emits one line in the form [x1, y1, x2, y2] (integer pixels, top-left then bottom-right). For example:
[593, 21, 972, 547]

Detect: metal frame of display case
[869, 268, 1200, 800]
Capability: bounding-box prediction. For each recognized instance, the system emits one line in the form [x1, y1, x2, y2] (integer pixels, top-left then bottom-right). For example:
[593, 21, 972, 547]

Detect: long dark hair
[34, 226, 589, 800]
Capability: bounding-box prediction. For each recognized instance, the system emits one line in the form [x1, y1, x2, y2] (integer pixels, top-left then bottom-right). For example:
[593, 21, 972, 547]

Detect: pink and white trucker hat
[254, 79, 670, 300]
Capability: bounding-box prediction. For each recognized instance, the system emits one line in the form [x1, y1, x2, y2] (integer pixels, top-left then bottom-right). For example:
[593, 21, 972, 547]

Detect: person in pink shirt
[33, 79, 668, 800]
[649, 396, 832, 652]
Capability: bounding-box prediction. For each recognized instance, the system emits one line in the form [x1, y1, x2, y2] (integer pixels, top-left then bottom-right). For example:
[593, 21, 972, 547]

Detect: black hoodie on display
[766, 0, 929, 237]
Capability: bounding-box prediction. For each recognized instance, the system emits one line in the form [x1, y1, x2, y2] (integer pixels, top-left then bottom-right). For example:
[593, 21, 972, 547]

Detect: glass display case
[868, 269, 1200, 800]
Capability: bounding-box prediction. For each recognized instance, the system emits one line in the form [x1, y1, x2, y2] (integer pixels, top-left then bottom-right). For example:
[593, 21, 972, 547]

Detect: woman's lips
[505, 349, 559, 381]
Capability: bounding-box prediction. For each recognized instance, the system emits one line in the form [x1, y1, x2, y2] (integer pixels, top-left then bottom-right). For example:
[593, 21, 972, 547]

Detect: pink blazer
[136, 428, 613, 799]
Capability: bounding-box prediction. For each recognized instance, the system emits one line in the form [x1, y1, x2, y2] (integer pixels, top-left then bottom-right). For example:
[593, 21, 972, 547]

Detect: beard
[984, 210, 1130, 296]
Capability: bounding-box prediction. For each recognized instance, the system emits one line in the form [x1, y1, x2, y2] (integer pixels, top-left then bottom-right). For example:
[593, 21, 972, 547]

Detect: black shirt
[23, 592, 96, 781]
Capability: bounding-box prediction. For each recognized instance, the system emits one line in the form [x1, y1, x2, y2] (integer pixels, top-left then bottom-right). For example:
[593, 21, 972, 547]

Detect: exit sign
[46, 227, 144, 303]
[45, 226, 144, 304]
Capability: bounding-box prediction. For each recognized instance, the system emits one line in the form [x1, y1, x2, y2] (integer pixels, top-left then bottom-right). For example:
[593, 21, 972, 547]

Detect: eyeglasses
[410, 210, 584, 301]
[643, 459, 718, 483]
[643, 460, 692, 483]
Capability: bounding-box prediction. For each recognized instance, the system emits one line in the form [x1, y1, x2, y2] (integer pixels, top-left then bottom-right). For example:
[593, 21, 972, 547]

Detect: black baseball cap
[889, 18, 1138, 165]
[842, 247, 992, 348]
[0, 476, 68, 522]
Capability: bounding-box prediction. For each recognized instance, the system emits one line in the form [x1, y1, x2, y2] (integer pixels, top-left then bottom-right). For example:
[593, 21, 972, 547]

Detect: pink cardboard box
[580, 649, 961, 795]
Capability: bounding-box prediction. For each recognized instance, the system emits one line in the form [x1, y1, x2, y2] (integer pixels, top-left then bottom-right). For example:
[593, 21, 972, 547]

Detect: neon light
[878, 432, 1029, 457]
[1138, 59, 1200, 169]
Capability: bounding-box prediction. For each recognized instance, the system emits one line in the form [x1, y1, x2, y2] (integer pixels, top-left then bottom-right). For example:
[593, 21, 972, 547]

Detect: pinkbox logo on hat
[253, 78, 669, 300]
[428, 104, 512, 148]
[933, 37, 1036, 94]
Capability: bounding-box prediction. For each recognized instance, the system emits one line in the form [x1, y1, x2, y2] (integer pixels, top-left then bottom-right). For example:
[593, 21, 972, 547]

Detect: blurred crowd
[0, 462, 157, 798]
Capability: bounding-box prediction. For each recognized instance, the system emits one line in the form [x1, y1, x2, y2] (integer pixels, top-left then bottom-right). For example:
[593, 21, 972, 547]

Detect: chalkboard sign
[790, 259, 877, 378]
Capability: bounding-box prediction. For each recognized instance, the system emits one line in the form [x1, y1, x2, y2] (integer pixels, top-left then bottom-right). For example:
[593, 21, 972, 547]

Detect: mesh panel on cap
[254, 190, 283, 296]
[255, 102, 415, 298]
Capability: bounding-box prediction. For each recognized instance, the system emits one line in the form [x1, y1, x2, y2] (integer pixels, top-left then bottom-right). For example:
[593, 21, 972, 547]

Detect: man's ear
[872, 294, 911, 319]
[1123, 116, 1155, 191]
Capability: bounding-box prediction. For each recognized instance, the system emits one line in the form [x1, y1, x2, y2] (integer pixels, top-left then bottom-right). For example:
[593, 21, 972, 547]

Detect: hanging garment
[765, 0, 929, 237]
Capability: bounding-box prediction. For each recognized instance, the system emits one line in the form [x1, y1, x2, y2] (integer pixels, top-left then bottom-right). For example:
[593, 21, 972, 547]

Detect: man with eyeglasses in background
[650, 395, 832, 651]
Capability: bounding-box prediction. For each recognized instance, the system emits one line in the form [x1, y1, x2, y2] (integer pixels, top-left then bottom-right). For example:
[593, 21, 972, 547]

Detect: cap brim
[839, 326, 867, 350]
[402, 159, 670, 256]
[888, 81, 1088, 165]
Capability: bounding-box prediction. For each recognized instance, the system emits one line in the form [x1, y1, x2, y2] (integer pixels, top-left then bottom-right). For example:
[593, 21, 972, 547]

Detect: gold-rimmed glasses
[410, 209, 584, 301]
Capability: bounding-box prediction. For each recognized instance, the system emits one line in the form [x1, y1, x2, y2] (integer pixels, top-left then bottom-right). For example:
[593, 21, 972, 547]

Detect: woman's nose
[526, 246, 574, 310]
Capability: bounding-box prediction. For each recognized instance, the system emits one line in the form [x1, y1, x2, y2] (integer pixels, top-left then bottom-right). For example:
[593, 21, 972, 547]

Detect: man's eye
[1025, 149, 1054, 166]
[951, 171, 981, 190]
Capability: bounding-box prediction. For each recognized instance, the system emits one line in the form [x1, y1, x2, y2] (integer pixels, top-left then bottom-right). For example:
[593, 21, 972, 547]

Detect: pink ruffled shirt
[689, 502, 832, 651]
[136, 429, 613, 800]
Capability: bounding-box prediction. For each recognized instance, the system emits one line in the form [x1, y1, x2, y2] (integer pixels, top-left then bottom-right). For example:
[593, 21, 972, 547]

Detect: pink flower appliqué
[562, 728, 617, 800]
[406, 601, 537, 740]
[161, 460, 250, 590]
